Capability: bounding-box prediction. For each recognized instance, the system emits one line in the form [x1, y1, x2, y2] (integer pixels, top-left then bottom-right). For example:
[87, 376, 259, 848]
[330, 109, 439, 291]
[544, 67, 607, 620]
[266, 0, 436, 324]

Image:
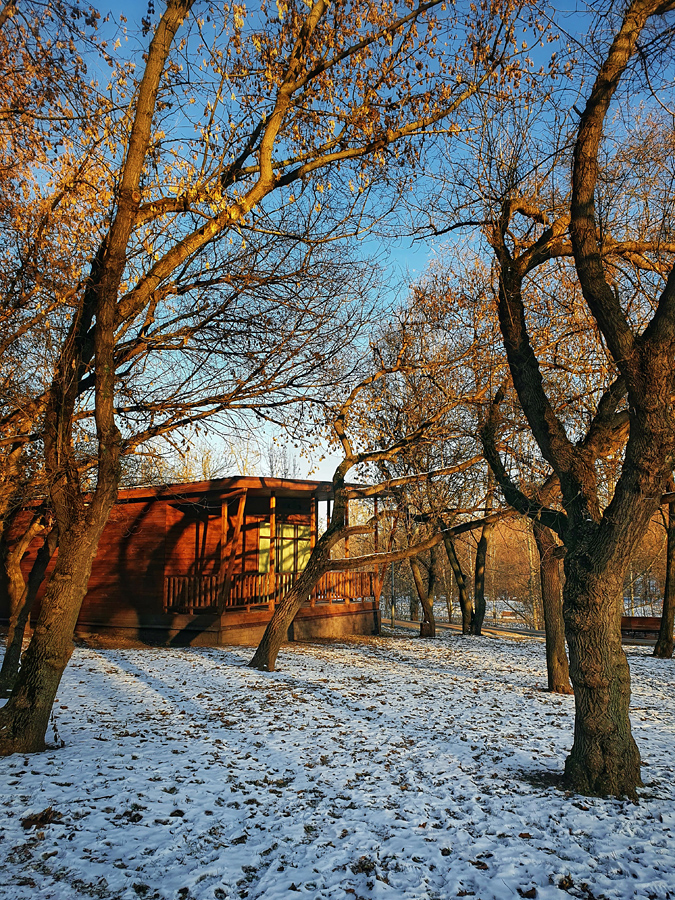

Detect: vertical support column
[310, 496, 317, 608]
[373, 496, 382, 608]
[344, 497, 349, 557]
[221, 499, 228, 570]
[344, 497, 350, 604]
[269, 493, 276, 609]
[374, 497, 379, 552]
[311, 496, 317, 548]
[217, 491, 247, 614]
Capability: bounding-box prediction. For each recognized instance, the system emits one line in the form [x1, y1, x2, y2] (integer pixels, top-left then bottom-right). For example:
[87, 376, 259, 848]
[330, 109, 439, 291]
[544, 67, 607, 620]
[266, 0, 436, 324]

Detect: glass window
[297, 541, 311, 571]
[276, 522, 313, 573]
[259, 523, 270, 573]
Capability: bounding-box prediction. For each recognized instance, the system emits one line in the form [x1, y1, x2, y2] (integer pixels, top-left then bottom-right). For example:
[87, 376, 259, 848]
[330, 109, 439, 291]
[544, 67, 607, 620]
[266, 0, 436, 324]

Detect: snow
[1, 631, 674, 900]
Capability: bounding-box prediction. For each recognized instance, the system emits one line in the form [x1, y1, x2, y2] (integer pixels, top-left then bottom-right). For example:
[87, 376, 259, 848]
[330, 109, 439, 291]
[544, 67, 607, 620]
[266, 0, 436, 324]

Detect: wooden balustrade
[164, 569, 377, 614]
[164, 574, 220, 613]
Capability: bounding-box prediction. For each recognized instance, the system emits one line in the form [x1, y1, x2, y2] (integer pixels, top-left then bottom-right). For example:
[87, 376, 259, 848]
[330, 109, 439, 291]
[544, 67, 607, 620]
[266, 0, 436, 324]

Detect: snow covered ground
[1, 631, 673, 900]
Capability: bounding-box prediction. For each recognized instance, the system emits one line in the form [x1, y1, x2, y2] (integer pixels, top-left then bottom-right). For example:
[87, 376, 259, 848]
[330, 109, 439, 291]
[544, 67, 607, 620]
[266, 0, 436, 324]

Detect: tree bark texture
[562, 535, 641, 798]
[654, 489, 675, 658]
[0, 518, 110, 753]
[0, 525, 57, 696]
[532, 521, 572, 694]
[471, 524, 492, 635]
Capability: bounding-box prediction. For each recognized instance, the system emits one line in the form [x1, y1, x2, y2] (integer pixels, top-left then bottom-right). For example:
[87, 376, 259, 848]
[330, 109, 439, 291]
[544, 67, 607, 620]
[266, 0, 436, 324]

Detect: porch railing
[164, 569, 378, 615]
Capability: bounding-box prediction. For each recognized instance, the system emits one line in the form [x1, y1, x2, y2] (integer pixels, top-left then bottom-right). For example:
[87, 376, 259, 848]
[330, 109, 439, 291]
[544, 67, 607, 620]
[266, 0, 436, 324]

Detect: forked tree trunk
[562, 539, 640, 798]
[533, 520, 572, 694]
[471, 523, 494, 635]
[0, 514, 112, 754]
[471, 525, 492, 636]
[442, 530, 472, 633]
[410, 555, 436, 637]
[5, 516, 42, 616]
[654, 489, 675, 659]
[0, 525, 57, 696]
[471, 472, 494, 636]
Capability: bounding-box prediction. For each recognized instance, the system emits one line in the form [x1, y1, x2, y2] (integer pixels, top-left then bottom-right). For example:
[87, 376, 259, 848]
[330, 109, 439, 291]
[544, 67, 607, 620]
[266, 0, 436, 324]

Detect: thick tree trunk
[0, 525, 57, 696]
[0, 516, 110, 754]
[410, 556, 435, 637]
[442, 531, 472, 633]
[562, 541, 641, 798]
[533, 521, 572, 694]
[654, 490, 675, 659]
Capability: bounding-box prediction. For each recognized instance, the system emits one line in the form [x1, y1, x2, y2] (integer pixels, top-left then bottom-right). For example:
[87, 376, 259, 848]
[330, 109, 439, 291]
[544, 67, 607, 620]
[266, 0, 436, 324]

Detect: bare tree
[480, 0, 675, 797]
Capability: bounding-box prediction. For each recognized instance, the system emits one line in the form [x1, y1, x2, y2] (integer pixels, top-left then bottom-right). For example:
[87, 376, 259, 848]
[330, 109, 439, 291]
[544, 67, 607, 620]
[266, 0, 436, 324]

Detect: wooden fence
[164, 569, 378, 615]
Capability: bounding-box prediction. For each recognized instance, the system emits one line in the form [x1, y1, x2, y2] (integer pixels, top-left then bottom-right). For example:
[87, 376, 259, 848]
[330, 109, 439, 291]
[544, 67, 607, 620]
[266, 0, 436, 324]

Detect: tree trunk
[533, 521, 572, 694]
[0, 525, 57, 696]
[445, 590, 453, 622]
[654, 489, 675, 659]
[0, 516, 111, 754]
[471, 524, 492, 635]
[442, 530, 472, 633]
[410, 556, 435, 637]
[250, 473, 351, 671]
[0, 0, 190, 755]
[562, 539, 641, 798]
[249, 546, 331, 671]
[525, 522, 541, 629]
[472, 472, 495, 636]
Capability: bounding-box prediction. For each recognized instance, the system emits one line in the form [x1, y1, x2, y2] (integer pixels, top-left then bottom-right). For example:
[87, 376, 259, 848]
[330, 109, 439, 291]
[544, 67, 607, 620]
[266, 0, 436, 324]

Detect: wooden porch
[163, 569, 381, 615]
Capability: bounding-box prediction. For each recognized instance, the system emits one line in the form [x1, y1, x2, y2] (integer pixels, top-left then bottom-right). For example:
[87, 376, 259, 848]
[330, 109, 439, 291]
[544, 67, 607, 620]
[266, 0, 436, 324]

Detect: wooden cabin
[5, 476, 382, 646]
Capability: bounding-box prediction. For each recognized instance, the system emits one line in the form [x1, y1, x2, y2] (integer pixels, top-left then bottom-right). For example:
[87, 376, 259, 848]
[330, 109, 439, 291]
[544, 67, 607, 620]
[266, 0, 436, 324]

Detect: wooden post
[217, 491, 247, 614]
[374, 497, 379, 552]
[309, 496, 317, 608]
[220, 499, 228, 569]
[344, 497, 349, 558]
[269, 493, 276, 609]
[344, 499, 350, 604]
[311, 496, 317, 549]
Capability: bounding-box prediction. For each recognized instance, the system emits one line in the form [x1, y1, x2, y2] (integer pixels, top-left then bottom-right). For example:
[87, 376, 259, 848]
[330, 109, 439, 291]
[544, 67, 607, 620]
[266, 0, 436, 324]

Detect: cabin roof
[116, 475, 341, 503]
